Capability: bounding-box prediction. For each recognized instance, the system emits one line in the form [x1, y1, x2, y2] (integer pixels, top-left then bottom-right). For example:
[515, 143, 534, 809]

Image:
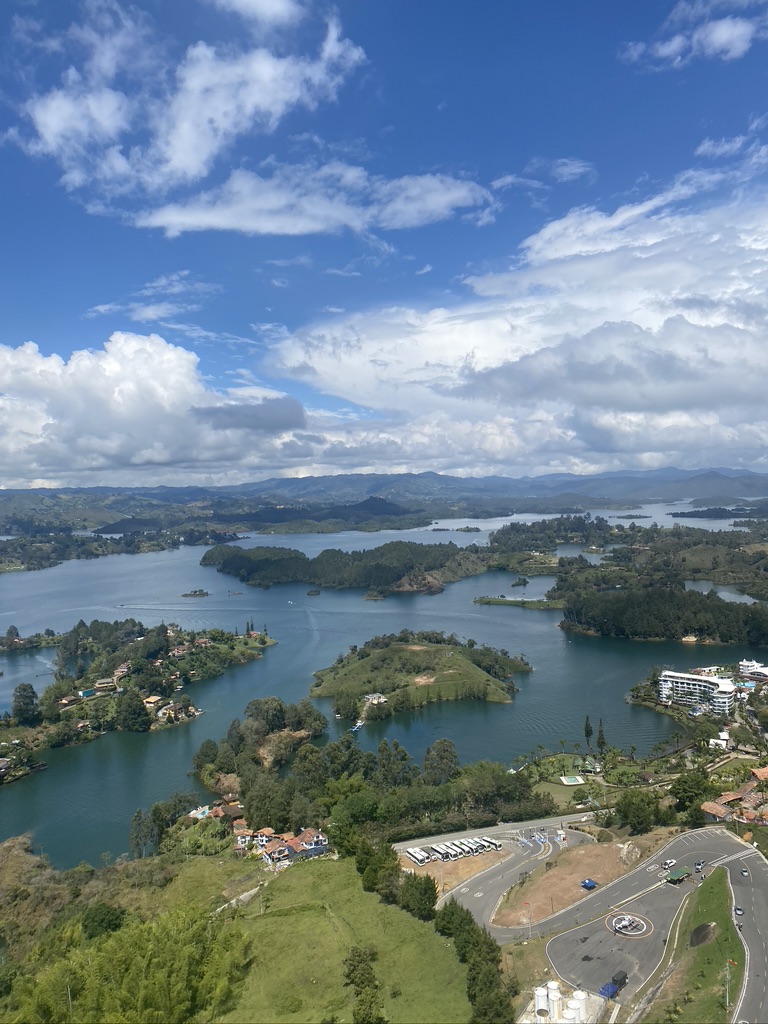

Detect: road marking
[474, 892, 483, 898]
[460, 887, 469, 892]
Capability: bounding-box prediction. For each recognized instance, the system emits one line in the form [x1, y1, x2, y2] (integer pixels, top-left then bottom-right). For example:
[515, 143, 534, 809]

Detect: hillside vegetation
[311, 630, 530, 721]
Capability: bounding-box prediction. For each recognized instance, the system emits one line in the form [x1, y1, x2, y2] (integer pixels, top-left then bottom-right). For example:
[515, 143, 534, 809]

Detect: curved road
[399, 821, 768, 1023]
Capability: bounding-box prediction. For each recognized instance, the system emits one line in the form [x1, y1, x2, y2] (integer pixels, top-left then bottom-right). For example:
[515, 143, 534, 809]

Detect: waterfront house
[142, 695, 167, 715]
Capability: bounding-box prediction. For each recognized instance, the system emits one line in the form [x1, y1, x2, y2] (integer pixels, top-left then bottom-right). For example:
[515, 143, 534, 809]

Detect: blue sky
[2, 0, 768, 487]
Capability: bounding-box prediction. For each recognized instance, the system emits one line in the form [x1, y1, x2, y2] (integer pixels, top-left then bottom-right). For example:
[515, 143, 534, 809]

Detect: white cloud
[14, 8, 365, 197]
[695, 134, 747, 156]
[205, 0, 305, 26]
[254, 160, 768, 476]
[415, 264, 432, 275]
[692, 15, 755, 57]
[623, 4, 768, 67]
[270, 277, 289, 287]
[0, 332, 310, 486]
[550, 158, 596, 183]
[136, 162, 495, 237]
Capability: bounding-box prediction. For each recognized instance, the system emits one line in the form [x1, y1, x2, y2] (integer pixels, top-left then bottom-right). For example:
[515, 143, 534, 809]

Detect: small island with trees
[310, 630, 531, 722]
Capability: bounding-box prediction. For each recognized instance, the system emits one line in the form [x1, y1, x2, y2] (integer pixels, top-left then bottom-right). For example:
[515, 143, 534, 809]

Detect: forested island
[0, 527, 239, 573]
[310, 630, 531, 721]
[201, 539, 488, 596]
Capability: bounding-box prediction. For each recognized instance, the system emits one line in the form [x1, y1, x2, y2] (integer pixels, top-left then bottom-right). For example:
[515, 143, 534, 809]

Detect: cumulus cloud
[136, 162, 495, 237]
[0, 332, 312, 486]
[256, 163, 768, 476]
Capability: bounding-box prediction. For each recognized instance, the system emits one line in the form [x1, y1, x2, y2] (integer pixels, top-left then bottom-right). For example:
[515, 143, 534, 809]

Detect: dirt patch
[689, 922, 715, 946]
[413, 673, 436, 686]
[493, 829, 674, 926]
[398, 849, 508, 894]
[405, 644, 428, 650]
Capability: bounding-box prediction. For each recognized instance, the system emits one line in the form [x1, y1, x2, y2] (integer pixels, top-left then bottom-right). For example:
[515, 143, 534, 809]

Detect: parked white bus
[405, 847, 430, 866]
[466, 838, 484, 855]
[481, 836, 503, 851]
[444, 842, 465, 858]
[438, 843, 460, 861]
[430, 845, 450, 861]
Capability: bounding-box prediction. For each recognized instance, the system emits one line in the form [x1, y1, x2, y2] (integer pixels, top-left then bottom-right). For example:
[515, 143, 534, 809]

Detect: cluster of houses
[186, 799, 330, 867]
[53, 630, 219, 722]
[701, 765, 768, 826]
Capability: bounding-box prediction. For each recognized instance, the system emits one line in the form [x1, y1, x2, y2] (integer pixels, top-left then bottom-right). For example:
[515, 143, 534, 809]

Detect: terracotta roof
[750, 766, 768, 782]
[701, 801, 732, 819]
[717, 792, 741, 804]
[263, 839, 289, 855]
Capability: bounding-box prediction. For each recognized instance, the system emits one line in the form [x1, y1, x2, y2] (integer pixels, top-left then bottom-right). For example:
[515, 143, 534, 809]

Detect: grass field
[641, 867, 744, 1024]
[222, 858, 471, 1023]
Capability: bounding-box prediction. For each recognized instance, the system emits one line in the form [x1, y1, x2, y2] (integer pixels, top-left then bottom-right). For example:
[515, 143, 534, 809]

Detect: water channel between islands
[0, 507, 759, 868]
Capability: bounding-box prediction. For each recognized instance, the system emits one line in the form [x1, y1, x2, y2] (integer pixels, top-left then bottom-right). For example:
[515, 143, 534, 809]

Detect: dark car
[612, 970, 629, 990]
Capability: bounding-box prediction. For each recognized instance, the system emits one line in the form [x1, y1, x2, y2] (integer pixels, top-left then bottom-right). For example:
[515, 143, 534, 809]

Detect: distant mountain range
[214, 467, 768, 505]
[3, 468, 768, 534]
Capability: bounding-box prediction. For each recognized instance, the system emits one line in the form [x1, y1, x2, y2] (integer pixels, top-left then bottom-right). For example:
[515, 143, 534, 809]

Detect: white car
[662, 859, 676, 870]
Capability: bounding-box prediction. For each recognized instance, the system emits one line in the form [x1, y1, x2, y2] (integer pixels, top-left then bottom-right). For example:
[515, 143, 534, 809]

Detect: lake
[0, 511, 761, 868]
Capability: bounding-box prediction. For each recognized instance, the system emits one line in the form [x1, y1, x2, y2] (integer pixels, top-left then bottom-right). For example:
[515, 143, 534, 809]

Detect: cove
[0, 514, 760, 868]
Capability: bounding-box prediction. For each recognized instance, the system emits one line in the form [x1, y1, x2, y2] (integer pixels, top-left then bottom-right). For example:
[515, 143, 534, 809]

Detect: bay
[0, 509, 760, 869]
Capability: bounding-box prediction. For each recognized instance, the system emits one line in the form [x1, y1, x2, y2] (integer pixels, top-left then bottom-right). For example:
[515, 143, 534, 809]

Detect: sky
[3, 0, 768, 488]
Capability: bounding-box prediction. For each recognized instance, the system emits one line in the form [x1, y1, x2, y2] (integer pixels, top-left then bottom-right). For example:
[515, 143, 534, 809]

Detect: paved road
[399, 822, 768, 1022]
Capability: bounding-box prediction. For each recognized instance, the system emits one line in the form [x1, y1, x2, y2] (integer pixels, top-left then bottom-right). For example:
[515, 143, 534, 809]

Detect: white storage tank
[534, 986, 549, 1016]
[566, 997, 582, 1022]
[561, 1012, 576, 1024]
[547, 980, 561, 1020]
[573, 989, 588, 1013]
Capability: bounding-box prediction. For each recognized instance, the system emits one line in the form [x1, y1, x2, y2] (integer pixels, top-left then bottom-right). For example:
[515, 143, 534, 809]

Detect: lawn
[640, 867, 744, 1023]
[222, 858, 471, 1023]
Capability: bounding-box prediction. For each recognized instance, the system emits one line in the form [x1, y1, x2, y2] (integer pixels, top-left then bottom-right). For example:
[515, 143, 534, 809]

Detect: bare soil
[493, 828, 674, 926]
[398, 848, 508, 894]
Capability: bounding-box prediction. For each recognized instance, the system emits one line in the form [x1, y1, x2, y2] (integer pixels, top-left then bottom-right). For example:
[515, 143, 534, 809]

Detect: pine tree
[584, 714, 593, 749]
[596, 718, 606, 755]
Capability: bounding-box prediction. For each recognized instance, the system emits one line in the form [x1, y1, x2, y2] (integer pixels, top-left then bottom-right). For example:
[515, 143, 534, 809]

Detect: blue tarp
[580, 878, 598, 890]
[599, 983, 618, 999]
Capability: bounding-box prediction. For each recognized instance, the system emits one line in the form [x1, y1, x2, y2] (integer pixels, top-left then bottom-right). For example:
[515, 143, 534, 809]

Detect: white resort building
[658, 670, 736, 716]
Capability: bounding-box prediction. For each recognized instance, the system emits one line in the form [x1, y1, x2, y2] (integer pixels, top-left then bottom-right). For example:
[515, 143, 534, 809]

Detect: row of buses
[404, 836, 503, 866]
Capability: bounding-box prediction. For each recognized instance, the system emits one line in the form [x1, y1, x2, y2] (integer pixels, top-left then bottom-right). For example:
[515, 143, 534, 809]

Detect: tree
[596, 718, 606, 755]
[615, 790, 657, 834]
[398, 873, 437, 920]
[11, 683, 39, 725]
[423, 738, 460, 786]
[4, 624, 20, 647]
[353, 988, 388, 1024]
[81, 903, 127, 940]
[342, 946, 378, 996]
[115, 690, 151, 733]
[584, 715, 593, 749]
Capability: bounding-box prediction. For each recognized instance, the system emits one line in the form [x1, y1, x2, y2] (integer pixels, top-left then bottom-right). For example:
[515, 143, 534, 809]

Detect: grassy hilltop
[310, 631, 530, 720]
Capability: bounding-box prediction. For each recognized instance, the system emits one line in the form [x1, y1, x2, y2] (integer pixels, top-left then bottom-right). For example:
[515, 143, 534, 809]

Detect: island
[310, 630, 531, 722]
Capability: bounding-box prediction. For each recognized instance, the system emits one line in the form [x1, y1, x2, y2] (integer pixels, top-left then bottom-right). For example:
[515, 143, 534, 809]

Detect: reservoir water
[0, 510, 761, 868]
